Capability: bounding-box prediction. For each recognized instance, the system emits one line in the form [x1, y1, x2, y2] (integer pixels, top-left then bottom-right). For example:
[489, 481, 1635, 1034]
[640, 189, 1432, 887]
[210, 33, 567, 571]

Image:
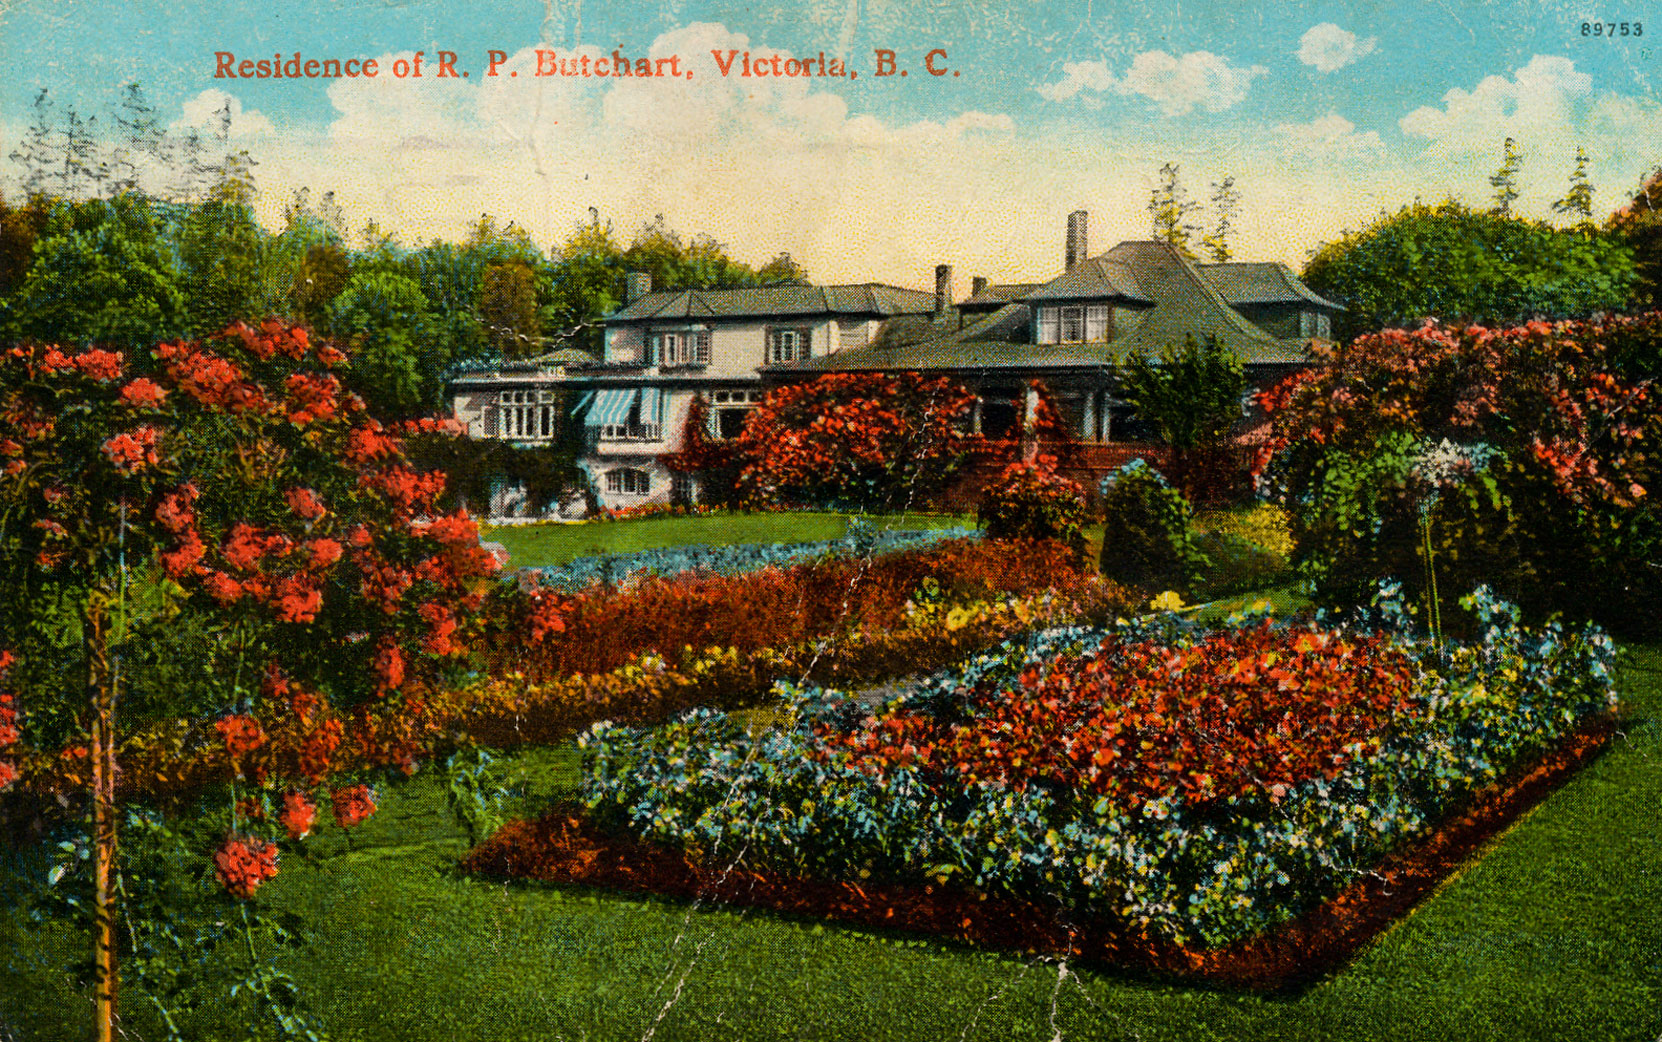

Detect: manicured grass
[5, 648, 1659, 1041]
[482, 512, 979, 568]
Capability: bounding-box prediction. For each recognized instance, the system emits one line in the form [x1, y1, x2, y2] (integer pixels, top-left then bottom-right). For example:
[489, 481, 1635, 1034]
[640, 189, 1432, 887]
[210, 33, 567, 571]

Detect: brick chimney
[624, 271, 652, 303]
[934, 264, 952, 318]
[1066, 210, 1089, 271]
[971, 275, 989, 297]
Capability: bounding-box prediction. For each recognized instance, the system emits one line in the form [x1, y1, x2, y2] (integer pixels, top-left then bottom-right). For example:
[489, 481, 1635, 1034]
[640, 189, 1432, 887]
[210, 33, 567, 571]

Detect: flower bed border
[460, 718, 1613, 992]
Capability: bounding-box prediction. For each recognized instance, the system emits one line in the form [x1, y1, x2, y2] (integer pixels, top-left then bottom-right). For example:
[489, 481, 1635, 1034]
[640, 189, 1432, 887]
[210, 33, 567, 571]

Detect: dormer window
[1036, 305, 1111, 345]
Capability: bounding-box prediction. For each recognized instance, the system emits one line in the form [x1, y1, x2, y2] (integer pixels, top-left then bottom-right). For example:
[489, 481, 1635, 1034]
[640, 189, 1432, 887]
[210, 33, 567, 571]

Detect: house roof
[780, 240, 1315, 374]
[958, 282, 1043, 311]
[1196, 261, 1345, 310]
[1023, 255, 1152, 304]
[607, 283, 937, 322]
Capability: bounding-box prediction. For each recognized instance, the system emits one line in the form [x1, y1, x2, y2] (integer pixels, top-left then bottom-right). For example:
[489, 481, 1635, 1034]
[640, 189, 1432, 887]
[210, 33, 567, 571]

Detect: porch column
[1021, 384, 1040, 462]
[1081, 392, 1097, 443]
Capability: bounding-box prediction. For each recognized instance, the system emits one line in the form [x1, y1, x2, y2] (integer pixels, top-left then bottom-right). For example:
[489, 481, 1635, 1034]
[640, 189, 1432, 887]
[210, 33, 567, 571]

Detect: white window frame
[497, 389, 557, 440]
[652, 329, 711, 367]
[768, 327, 810, 363]
[1038, 304, 1111, 344]
[604, 467, 652, 496]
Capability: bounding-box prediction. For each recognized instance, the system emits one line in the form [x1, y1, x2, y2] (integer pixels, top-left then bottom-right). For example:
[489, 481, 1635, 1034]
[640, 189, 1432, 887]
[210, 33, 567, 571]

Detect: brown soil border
[460, 720, 1612, 992]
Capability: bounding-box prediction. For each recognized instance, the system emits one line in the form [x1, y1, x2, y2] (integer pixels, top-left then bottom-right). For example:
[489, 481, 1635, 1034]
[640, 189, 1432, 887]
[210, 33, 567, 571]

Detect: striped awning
[586, 388, 638, 427]
[638, 386, 664, 427]
[570, 390, 595, 416]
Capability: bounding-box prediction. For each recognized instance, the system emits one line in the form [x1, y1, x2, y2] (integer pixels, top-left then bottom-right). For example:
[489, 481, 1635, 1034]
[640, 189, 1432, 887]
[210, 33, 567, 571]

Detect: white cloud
[1275, 112, 1385, 159]
[1121, 50, 1266, 115]
[1036, 60, 1117, 102]
[1399, 55, 1592, 150]
[1296, 23, 1377, 73]
[173, 89, 272, 138]
[1037, 50, 1265, 115]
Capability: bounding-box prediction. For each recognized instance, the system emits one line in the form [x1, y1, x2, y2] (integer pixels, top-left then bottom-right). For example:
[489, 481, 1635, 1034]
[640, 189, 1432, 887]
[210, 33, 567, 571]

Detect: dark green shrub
[1098, 460, 1208, 593]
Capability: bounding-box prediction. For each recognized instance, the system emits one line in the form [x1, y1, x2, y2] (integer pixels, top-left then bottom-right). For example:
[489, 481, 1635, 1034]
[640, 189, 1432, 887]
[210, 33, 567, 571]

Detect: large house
[448, 211, 1341, 513]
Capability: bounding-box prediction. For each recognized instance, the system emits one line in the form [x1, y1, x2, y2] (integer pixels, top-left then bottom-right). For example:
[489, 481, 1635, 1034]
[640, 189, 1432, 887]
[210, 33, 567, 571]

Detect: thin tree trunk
[85, 589, 119, 1042]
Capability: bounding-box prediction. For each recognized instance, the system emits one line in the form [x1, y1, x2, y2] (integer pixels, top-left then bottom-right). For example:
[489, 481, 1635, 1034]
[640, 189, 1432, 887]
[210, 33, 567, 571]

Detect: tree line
[1, 84, 810, 420]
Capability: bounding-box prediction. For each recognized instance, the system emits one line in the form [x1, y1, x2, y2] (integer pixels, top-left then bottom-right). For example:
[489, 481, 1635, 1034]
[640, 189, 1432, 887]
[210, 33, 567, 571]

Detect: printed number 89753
[1582, 21, 1643, 36]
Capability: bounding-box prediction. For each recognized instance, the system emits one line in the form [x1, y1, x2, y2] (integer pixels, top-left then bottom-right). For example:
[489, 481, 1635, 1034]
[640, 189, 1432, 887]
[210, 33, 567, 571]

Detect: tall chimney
[624, 271, 652, 303]
[971, 276, 989, 297]
[934, 264, 952, 318]
[1066, 210, 1089, 271]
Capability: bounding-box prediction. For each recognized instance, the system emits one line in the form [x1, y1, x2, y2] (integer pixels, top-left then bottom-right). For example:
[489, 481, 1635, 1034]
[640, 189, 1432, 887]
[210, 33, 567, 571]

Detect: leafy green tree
[1489, 136, 1523, 216]
[546, 219, 625, 353]
[1147, 163, 1200, 258]
[1303, 200, 1637, 339]
[756, 251, 810, 284]
[0, 191, 52, 299]
[1607, 165, 1662, 308]
[3, 195, 187, 350]
[178, 198, 267, 336]
[326, 269, 439, 418]
[478, 260, 543, 358]
[287, 242, 351, 329]
[1115, 334, 1246, 451]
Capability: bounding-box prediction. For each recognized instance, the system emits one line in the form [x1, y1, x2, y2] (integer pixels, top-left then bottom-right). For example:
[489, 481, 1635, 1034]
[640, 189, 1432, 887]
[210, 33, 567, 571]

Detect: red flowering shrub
[331, 784, 377, 829]
[976, 456, 1089, 555]
[493, 539, 1097, 681]
[0, 319, 501, 1035]
[213, 835, 280, 899]
[820, 624, 1418, 809]
[279, 792, 317, 840]
[1257, 313, 1662, 629]
[0, 651, 17, 791]
[734, 372, 979, 509]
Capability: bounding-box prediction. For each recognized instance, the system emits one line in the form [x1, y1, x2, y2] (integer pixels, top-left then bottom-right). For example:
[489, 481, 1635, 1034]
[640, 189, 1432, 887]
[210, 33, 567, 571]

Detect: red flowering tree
[0, 320, 499, 1041]
[734, 372, 979, 510]
[1255, 312, 1662, 629]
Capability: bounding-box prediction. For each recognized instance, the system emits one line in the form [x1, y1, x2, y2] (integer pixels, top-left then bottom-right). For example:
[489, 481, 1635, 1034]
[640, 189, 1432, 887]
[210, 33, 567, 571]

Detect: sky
[0, 0, 1657, 289]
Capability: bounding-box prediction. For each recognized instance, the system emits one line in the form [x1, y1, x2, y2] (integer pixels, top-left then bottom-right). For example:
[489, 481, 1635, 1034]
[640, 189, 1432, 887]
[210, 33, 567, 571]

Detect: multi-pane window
[1037, 305, 1111, 344]
[604, 468, 651, 495]
[497, 390, 557, 440]
[709, 388, 765, 440]
[767, 327, 810, 363]
[652, 330, 711, 366]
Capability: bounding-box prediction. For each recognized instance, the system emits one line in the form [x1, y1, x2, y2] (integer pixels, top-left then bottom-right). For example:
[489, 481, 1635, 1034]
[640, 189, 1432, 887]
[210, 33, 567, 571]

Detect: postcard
[0, 1, 1657, 1040]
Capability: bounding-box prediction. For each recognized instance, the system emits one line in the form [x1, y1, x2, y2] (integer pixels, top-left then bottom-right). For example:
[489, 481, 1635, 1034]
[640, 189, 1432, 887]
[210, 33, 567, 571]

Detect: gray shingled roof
[1023, 256, 1151, 304]
[607, 283, 937, 322]
[1197, 262, 1344, 310]
[783, 240, 1314, 373]
[958, 282, 1044, 311]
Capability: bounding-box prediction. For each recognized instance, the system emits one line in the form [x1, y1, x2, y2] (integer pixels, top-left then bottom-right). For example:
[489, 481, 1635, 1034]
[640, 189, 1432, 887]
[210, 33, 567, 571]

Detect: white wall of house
[606, 317, 842, 377]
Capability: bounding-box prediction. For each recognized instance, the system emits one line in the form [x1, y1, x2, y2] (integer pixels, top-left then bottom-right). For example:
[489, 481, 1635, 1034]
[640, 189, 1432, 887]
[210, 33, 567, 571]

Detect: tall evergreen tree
[1147, 163, 1201, 258]
[1201, 176, 1239, 262]
[1552, 146, 1596, 227]
[8, 88, 58, 199]
[1489, 136, 1523, 216]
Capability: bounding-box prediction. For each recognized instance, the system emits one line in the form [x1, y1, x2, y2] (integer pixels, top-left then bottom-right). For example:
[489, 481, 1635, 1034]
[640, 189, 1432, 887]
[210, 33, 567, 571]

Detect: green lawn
[482, 511, 980, 568]
[5, 647, 1659, 1041]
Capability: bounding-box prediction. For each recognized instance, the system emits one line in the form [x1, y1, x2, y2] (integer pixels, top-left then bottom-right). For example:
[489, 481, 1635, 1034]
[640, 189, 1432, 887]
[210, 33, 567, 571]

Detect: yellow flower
[1149, 590, 1186, 612]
